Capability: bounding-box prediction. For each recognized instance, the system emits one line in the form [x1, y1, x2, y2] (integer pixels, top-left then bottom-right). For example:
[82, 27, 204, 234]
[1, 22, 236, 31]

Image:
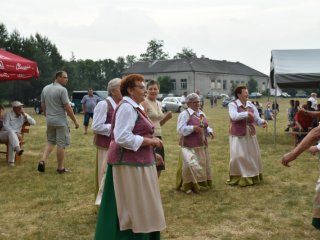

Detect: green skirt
[94, 165, 161, 240]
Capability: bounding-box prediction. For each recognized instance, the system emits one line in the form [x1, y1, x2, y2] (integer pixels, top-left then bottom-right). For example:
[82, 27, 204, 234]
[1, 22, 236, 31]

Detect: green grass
[1, 97, 320, 239]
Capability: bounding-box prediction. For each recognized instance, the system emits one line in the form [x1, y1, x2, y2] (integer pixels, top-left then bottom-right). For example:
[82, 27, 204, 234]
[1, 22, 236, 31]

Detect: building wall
[142, 72, 268, 96]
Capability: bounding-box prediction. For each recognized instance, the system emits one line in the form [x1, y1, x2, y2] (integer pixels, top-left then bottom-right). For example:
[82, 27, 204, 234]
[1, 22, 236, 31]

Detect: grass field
[0, 97, 319, 239]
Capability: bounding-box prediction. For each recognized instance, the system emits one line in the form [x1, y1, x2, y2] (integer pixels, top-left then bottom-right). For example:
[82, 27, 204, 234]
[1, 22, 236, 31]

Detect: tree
[173, 47, 197, 59]
[0, 23, 9, 48]
[230, 82, 238, 96]
[157, 76, 171, 94]
[247, 77, 258, 93]
[125, 55, 137, 68]
[140, 39, 169, 61]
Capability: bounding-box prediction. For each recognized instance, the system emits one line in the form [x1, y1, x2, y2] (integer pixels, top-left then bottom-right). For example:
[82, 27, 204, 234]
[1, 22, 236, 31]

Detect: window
[181, 79, 187, 89]
[211, 79, 216, 89]
[223, 80, 227, 90]
[217, 80, 221, 89]
[262, 82, 266, 91]
[170, 79, 176, 90]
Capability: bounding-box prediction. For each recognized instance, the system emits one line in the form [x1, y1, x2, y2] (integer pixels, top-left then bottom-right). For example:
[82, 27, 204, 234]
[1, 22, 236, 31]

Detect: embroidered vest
[93, 99, 114, 148]
[108, 100, 155, 166]
[180, 111, 209, 148]
[229, 102, 256, 136]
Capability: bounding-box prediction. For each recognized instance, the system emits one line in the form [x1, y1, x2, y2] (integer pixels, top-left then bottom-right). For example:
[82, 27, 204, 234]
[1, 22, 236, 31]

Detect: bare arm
[160, 111, 172, 126]
[41, 102, 46, 116]
[64, 103, 79, 129]
[281, 126, 320, 166]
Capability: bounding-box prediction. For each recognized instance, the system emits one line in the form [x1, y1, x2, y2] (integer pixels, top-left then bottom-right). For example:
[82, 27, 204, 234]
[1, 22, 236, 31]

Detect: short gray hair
[186, 93, 200, 103]
[107, 78, 121, 95]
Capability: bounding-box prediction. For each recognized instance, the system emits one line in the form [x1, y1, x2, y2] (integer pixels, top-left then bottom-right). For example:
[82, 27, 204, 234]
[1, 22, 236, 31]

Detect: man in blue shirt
[81, 88, 100, 134]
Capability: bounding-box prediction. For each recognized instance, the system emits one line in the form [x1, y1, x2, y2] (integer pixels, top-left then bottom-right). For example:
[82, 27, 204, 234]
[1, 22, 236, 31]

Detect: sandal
[56, 168, 71, 174]
[38, 161, 45, 172]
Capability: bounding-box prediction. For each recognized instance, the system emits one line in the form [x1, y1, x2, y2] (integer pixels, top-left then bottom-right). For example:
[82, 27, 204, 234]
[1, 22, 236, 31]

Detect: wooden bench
[0, 122, 30, 162]
[285, 131, 309, 146]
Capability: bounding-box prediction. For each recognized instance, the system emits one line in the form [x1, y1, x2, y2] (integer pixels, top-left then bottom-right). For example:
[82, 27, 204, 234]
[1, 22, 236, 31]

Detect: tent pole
[273, 88, 277, 145]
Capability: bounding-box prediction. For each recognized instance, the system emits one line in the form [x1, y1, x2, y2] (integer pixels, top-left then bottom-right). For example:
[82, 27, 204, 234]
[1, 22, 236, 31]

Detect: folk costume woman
[141, 79, 172, 177]
[227, 86, 267, 187]
[176, 93, 214, 194]
[94, 74, 166, 240]
[92, 78, 122, 205]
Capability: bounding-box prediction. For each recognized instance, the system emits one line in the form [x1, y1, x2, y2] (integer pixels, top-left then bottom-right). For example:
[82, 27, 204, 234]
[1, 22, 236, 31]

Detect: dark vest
[229, 102, 256, 136]
[108, 100, 155, 166]
[180, 111, 209, 148]
[93, 99, 114, 148]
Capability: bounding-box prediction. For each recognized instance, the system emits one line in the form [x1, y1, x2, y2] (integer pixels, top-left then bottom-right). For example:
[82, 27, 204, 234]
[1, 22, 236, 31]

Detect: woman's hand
[193, 126, 202, 133]
[262, 120, 268, 128]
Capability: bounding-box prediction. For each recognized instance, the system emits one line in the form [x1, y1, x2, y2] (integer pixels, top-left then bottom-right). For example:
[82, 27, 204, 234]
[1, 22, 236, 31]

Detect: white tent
[269, 49, 320, 144]
[270, 49, 320, 89]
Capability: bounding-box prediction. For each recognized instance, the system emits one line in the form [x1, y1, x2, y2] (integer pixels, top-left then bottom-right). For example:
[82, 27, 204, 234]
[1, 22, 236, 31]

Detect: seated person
[2, 101, 36, 166]
[264, 103, 273, 120]
[294, 103, 313, 144]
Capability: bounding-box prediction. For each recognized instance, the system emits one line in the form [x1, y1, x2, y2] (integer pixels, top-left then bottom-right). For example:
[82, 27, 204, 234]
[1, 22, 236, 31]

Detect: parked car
[220, 93, 230, 99]
[249, 92, 262, 98]
[71, 90, 108, 113]
[222, 97, 235, 107]
[161, 97, 185, 112]
[156, 93, 166, 101]
[295, 91, 307, 98]
[206, 91, 221, 99]
[281, 92, 291, 98]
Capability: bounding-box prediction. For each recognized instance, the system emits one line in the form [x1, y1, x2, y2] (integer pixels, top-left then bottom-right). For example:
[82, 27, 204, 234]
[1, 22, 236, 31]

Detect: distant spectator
[272, 101, 279, 115]
[264, 103, 273, 120]
[195, 89, 204, 110]
[308, 93, 318, 110]
[285, 99, 296, 131]
[81, 88, 100, 134]
[294, 103, 313, 144]
[255, 101, 263, 118]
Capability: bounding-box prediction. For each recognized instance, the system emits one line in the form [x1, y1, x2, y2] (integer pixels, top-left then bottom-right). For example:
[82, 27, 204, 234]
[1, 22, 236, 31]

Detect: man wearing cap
[2, 101, 36, 166]
[38, 70, 79, 174]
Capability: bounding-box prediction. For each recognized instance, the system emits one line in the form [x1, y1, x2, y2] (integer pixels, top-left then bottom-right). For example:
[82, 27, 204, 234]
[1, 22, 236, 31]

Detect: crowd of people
[2, 71, 320, 236]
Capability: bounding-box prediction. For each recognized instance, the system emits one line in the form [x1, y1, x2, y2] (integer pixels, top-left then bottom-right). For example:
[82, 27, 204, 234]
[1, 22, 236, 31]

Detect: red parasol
[0, 48, 39, 81]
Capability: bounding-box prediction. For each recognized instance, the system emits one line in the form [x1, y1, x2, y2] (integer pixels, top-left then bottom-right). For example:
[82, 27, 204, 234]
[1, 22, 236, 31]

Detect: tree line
[0, 23, 199, 105]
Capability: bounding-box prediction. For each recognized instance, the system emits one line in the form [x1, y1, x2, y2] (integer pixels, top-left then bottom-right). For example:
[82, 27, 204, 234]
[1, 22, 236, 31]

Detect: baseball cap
[11, 101, 24, 107]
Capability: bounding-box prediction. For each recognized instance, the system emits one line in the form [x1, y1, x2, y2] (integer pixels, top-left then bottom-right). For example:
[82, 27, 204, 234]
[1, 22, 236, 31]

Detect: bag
[180, 147, 202, 170]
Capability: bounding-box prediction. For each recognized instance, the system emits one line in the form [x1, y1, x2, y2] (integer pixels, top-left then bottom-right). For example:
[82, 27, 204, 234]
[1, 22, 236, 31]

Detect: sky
[1, 0, 320, 75]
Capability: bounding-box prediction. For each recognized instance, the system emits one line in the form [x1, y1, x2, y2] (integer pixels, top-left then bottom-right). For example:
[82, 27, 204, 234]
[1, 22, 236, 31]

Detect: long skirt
[176, 146, 213, 193]
[312, 176, 320, 229]
[95, 147, 108, 197]
[94, 165, 166, 240]
[227, 130, 263, 187]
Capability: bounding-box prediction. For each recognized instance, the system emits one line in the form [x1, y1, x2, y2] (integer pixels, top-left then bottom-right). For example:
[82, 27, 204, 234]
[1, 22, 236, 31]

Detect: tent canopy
[0, 48, 39, 81]
[270, 49, 320, 88]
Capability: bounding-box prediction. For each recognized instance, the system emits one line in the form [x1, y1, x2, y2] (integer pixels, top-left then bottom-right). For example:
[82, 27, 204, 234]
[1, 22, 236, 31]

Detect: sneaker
[56, 168, 71, 174]
[285, 127, 290, 132]
[8, 162, 15, 167]
[38, 161, 45, 172]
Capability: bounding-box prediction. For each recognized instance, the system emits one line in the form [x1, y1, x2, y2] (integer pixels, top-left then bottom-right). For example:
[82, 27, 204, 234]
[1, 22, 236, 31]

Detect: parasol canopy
[0, 48, 39, 81]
